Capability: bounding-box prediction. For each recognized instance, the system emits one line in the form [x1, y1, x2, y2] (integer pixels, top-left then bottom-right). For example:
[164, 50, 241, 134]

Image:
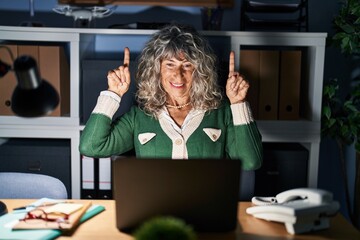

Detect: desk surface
[2, 199, 360, 240]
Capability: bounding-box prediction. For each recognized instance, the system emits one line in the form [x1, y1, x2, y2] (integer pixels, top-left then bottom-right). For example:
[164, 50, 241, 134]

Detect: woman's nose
[173, 67, 184, 79]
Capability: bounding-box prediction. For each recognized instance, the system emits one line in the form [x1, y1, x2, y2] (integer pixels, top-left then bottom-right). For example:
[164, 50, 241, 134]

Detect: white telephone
[246, 188, 340, 234]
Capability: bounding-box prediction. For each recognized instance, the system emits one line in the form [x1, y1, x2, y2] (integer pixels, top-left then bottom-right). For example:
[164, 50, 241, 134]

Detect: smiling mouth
[171, 82, 184, 88]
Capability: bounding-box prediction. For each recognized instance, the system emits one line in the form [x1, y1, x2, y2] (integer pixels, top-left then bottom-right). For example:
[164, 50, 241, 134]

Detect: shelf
[0, 124, 80, 139]
[257, 120, 320, 143]
[0, 116, 79, 126]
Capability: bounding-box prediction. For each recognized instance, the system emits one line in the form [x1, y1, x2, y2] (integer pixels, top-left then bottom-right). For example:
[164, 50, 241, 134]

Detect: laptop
[111, 157, 241, 233]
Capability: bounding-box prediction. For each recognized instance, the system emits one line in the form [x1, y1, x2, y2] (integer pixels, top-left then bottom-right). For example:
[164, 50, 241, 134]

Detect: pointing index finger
[229, 51, 235, 75]
[123, 47, 130, 67]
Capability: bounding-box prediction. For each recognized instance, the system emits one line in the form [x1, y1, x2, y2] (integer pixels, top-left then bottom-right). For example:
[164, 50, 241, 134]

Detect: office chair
[0, 172, 68, 199]
[239, 170, 255, 201]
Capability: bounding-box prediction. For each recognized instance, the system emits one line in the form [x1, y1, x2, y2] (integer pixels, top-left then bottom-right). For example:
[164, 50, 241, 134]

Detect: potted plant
[321, 0, 360, 229]
[134, 216, 197, 240]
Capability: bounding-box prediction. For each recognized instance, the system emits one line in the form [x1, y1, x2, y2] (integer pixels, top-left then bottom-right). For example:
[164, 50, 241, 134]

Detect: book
[80, 204, 105, 224]
[13, 201, 91, 230]
[0, 198, 105, 240]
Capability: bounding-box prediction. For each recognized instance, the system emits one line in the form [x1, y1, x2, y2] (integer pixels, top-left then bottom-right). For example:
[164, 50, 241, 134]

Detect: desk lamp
[0, 47, 60, 215]
[0, 46, 59, 117]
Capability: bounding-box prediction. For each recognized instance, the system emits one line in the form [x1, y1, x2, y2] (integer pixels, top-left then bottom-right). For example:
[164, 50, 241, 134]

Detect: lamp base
[0, 201, 7, 216]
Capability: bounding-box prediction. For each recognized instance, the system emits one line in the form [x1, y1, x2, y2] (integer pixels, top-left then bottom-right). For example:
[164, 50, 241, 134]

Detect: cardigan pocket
[136, 132, 157, 157]
[138, 132, 156, 145]
[203, 128, 221, 142]
[201, 128, 224, 158]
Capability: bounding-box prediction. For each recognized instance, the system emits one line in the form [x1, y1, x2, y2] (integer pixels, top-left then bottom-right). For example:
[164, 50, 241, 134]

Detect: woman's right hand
[107, 47, 131, 97]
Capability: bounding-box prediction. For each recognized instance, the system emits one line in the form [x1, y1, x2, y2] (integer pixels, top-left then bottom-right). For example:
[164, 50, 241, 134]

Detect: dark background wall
[0, 0, 356, 221]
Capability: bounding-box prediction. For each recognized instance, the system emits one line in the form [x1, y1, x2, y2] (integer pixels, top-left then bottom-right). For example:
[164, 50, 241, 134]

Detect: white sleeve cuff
[92, 91, 121, 118]
[100, 90, 121, 102]
[230, 101, 254, 125]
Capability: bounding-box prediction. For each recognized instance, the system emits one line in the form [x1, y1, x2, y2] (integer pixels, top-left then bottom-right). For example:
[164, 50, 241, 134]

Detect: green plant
[322, 79, 360, 149]
[332, 0, 360, 55]
[134, 216, 197, 240]
[322, 79, 360, 226]
[321, 0, 360, 228]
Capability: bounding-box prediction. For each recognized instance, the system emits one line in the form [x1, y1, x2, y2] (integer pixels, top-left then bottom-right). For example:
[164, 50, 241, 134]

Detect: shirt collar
[158, 107, 205, 132]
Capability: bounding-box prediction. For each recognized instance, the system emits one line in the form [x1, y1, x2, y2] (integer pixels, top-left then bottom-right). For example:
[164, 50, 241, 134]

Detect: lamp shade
[11, 55, 59, 117]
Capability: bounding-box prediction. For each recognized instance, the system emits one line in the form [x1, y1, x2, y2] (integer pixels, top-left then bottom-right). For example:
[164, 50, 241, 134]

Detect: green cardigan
[80, 97, 263, 170]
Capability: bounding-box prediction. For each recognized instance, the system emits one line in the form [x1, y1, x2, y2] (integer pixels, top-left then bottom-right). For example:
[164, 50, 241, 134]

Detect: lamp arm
[0, 45, 15, 64]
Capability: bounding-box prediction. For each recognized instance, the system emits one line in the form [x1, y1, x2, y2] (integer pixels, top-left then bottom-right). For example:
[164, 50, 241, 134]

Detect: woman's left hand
[226, 51, 249, 104]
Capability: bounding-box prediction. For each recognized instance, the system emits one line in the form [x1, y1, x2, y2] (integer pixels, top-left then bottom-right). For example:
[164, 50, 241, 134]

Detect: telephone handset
[276, 188, 334, 204]
[246, 188, 340, 234]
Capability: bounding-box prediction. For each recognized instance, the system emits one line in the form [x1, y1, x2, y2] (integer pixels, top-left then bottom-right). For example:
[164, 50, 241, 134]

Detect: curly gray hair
[135, 23, 223, 117]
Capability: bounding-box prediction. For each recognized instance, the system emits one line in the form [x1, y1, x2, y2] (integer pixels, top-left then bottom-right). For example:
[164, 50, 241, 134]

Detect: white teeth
[171, 83, 183, 87]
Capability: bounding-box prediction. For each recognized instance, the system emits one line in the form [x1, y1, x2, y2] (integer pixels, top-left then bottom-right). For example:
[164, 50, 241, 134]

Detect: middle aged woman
[79, 23, 263, 170]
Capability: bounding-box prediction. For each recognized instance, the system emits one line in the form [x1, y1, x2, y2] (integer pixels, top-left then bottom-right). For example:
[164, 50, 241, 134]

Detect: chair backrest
[0, 172, 68, 199]
[239, 170, 255, 201]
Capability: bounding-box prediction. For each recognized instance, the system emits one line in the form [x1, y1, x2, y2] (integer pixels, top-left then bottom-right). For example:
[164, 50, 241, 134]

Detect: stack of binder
[240, 49, 302, 120]
[81, 156, 112, 199]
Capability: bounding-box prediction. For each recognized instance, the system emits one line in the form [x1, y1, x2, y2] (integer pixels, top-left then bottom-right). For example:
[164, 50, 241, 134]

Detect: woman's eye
[183, 64, 193, 70]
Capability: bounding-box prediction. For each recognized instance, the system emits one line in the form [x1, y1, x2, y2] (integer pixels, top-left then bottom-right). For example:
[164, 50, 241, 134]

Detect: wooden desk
[2, 199, 360, 240]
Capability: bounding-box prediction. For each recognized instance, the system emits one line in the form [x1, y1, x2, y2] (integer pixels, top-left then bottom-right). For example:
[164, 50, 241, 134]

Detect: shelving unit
[0, 26, 327, 198]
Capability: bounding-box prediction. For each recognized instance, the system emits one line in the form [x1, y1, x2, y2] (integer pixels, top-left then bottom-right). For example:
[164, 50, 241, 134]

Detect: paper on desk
[12, 201, 91, 230]
[0, 212, 61, 240]
[0, 198, 104, 240]
[44, 203, 83, 215]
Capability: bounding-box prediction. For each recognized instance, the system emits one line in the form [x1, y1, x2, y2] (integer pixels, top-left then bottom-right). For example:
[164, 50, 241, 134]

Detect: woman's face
[160, 53, 195, 101]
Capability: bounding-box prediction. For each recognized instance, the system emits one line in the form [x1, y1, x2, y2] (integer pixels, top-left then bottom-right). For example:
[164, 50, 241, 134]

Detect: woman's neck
[166, 103, 192, 127]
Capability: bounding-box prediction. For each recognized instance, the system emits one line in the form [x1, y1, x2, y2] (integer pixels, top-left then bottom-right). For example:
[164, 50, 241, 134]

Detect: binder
[81, 156, 112, 199]
[0, 45, 17, 115]
[240, 49, 260, 119]
[39, 46, 70, 117]
[278, 50, 302, 120]
[81, 155, 96, 199]
[18, 45, 39, 61]
[258, 50, 280, 120]
[98, 157, 112, 199]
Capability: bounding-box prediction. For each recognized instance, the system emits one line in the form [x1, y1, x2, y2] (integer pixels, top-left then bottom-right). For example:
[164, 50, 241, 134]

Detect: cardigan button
[175, 139, 183, 145]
